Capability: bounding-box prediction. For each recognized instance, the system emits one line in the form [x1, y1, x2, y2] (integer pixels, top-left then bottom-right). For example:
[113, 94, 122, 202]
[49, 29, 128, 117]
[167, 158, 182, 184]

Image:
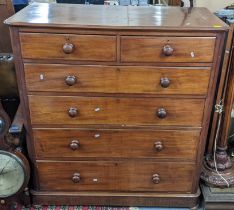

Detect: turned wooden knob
[63, 43, 74, 54]
[65, 75, 77, 86]
[154, 141, 163, 151]
[157, 108, 167, 119]
[72, 173, 80, 183]
[160, 77, 170, 88]
[68, 107, 78, 118]
[152, 174, 160, 184]
[70, 140, 80, 150]
[162, 45, 174, 56]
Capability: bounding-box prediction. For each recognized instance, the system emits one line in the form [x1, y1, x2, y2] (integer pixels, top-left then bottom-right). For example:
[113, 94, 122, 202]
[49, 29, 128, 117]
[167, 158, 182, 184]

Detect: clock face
[0, 152, 25, 197]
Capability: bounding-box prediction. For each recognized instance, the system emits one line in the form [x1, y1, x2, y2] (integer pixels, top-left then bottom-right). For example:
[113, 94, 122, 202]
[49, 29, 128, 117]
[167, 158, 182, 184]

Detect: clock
[0, 150, 30, 198]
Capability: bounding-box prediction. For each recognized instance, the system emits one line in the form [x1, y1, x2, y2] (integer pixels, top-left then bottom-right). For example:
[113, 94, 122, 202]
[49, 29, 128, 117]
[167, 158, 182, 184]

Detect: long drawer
[28, 96, 205, 126]
[33, 128, 199, 160]
[20, 33, 117, 61]
[25, 64, 210, 95]
[37, 161, 195, 192]
[121, 36, 215, 63]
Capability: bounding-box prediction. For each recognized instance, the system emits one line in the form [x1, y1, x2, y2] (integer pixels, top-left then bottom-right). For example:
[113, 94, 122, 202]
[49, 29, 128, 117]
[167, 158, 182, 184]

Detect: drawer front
[121, 36, 215, 63]
[33, 129, 199, 160]
[37, 161, 194, 192]
[25, 64, 210, 95]
[29, 96, 205, 126]
[20, 33, 117, 61]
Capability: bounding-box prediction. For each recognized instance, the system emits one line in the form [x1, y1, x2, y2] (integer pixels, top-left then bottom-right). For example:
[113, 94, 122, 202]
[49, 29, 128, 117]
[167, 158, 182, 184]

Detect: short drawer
[29, 96, 205, 126]
[121, 36, 215, 63]
[37, 161, 195, 192]
[33, 129, 199, 160]
[25, 64, 210, 95]
[20, 33, 117, 61]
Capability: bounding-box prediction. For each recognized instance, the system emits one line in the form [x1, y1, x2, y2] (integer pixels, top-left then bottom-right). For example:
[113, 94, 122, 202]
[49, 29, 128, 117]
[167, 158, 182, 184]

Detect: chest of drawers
[5, 3, 228, 208]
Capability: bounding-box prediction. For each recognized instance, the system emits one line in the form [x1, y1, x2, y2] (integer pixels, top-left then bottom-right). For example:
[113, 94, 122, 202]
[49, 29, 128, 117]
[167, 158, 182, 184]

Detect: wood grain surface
[121, 36, 215, 63]
[5, 4, 228, 31]
[6, 3, 228, 207]
[28, 95, 205, 126]
[33, 128, 200, 160]
[37, 160, 195, 192]
[24, 64, 211, 95]
[20, 33, 117, 61]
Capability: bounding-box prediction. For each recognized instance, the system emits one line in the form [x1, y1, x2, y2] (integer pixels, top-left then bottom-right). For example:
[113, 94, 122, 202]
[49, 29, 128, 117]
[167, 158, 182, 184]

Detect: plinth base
[201, 160, 234, 188]
[201, 183, 234, 210]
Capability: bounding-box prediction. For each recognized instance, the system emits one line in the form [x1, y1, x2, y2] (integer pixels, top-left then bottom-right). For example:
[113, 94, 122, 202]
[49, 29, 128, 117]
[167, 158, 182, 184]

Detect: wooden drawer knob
[160, 77, 170, 88]
[70, 140, 80, 150]
[68, 107, 78, 118]
[157, 108, 167, 119]
[72, 173, 80, 183]
[154, 141, 163, 151]
[162, 45, 174, 56]
[152, 174, 160, 184]
[63, 43, 74, 54]
[65, 75, 77, 86]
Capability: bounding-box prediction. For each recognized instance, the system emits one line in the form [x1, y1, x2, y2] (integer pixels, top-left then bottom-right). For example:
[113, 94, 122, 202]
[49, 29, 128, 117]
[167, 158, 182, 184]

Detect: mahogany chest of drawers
[5, 3, 228, 208]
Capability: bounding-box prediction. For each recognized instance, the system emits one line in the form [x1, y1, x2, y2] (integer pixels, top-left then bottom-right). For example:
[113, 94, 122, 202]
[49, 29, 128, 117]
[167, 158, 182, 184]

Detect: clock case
[0, 103, 31, 209]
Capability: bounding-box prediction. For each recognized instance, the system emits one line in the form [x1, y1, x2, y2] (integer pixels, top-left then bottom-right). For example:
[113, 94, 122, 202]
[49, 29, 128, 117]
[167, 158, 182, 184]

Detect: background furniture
[5, 3, 227, 208]
[0, 0, 30, 209]
[201, 20, 234, 187]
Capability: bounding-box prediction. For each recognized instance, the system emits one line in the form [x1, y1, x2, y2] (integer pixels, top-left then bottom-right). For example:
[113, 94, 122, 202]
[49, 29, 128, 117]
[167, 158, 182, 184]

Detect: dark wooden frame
[201, 24, 234, 188]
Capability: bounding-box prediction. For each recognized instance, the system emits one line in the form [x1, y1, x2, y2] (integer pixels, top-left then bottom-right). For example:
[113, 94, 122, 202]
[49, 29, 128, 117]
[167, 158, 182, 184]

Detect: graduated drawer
[121, 36, 215, 63]
[37, 161, 195, 192]
[19, 33, 116, 61]
[28, 96, 205, 126]
[25, 64, 210, 95]
[33, 128, 199, 160]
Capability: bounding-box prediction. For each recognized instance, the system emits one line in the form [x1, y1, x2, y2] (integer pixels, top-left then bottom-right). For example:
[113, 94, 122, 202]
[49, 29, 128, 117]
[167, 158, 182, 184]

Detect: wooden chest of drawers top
[5, 3, 227, 30]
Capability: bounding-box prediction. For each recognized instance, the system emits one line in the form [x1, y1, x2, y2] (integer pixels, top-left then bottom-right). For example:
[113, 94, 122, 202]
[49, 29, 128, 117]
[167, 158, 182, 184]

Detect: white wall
[196, 0, 234, 12]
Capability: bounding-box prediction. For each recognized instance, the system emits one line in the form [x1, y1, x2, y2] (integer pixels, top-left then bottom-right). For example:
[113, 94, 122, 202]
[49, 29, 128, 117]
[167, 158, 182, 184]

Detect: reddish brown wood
[31, 190, 200, 207]
[207, 25, 234, 154]
[121, 36, 216, 63]
[36, 160, 195, 192]
[24, 64, 211, 95]
[28, 95, 205, 126]
[201, 24, 234, 187]
[20, 33, 117, 61]
[5, 4, 227, 31]
[0, 0, 14, 53]
[33, 128, 199, 160]
[194, 32, 227, 190]
[5, 3, 228, 207]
